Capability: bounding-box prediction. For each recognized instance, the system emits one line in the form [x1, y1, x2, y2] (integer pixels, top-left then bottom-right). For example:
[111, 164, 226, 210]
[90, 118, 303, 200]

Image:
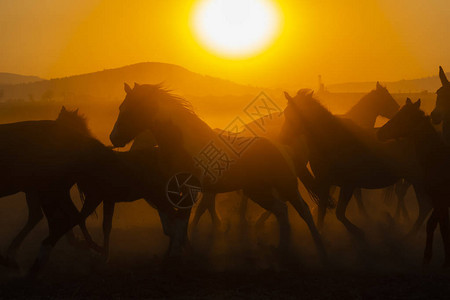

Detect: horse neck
[410, 119, 445, 163]
[149, 104, 216, 171]
[442, 117, 450, 145]
[344, 92, 378, 128]
[302, 106, 354, 157]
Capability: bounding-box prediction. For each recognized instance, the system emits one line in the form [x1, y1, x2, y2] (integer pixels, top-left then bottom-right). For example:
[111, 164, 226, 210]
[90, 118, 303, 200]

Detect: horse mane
[56, 107, 92, 137]
[291, 90, 360, 151]
[137, 84, 214, 137]
[293, 90, 343, 131]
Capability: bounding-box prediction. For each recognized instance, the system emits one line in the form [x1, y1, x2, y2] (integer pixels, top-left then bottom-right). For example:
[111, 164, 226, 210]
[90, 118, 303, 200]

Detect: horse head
[279, 89, 314, 144]
[110, 83, 160, 147]
[378, 98, 424, 141]
[56, 106, 91, 136]
[431, 66, 450, 125]
[374, 82, 399, 119]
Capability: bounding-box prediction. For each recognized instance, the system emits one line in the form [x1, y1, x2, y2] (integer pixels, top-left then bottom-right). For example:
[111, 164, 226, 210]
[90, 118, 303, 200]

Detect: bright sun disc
[191, 0, 281, 58]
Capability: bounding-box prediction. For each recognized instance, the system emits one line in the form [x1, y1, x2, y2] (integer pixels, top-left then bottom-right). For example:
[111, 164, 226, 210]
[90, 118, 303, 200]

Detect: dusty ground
[0, 190, 450, 299]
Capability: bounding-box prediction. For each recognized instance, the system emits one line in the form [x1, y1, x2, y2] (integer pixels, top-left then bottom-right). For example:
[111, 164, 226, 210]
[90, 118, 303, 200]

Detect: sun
[191, 0, 281, 59]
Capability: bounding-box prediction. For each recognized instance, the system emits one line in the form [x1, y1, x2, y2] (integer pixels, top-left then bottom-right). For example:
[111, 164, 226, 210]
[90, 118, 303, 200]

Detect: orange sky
[0, 0, 449, 88]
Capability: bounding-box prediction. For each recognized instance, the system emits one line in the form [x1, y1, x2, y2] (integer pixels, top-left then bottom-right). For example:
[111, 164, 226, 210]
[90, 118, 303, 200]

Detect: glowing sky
[0, 0, 449, 88]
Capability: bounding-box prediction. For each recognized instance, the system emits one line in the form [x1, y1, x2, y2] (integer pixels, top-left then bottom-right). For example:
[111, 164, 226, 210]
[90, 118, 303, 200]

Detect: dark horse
[77, 144, 191, 260]
[192, 82, 402, 228]
[0, 106, 117, 277]
[431, 66, 450, 143]
[378, 98, 450, 267]
[110, 83, 328, 262]
[280, 90, 430, 239]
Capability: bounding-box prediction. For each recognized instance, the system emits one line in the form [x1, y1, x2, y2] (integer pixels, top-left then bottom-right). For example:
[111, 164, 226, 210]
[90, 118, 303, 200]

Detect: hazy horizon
[1, 0, 449, 88]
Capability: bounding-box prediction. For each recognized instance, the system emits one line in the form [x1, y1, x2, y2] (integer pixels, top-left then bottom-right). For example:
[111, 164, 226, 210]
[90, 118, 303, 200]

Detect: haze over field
[1, 0, 449, 88]
[1, 1, 450, 298]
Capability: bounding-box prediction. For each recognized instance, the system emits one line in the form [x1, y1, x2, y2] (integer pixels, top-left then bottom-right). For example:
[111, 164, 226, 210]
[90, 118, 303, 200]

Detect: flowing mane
[56, 106, 92, 137]
[137, 84, 215, 139]
[293, 90, 346, 136]
[289, 90, 365, 153]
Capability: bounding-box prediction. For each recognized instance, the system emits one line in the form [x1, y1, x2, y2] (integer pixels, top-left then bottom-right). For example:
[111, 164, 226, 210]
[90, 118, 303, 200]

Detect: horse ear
[134, 82, 140, 89]
[61, 106, 67, 112]
[124, 83, 132, 94]
[405, 98, 412, 105]
[414, 99, 421, 108]
[74, 108, 79, 114]
[439, 66, 449, 85]
[306, 90, 314, 97]
[376, 81, 384, 90]
[284, 91, 293, 102]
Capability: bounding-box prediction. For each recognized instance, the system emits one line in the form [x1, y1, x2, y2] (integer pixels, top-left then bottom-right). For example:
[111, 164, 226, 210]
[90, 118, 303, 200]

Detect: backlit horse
[379, 98, 450, 267]
[110, 83, 328, 262]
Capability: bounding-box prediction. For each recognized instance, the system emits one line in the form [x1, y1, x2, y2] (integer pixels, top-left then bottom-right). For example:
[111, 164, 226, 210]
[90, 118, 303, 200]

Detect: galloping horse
[77, 145, 191, 260]
[280, 90, 430, 239]
[378, 98, 450, 267]
[193, 82, 403, 228]
[110, 83, 328, 262]
[55, 110, 190, 260]
[0, 106, 117, 277]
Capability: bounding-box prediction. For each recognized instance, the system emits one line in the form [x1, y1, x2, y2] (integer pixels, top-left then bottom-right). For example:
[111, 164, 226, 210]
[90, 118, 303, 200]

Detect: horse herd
[1, 66, 450, 278]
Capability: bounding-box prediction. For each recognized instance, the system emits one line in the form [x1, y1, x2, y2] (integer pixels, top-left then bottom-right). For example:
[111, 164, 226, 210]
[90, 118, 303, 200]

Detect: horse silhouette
[54, 110, 190, 260]
[431, 66, 450, 143]
[280, 90, 430, 239]
[192, 82, 403, 229]
[110, 83, 328, 262]
[0, 106, 116, 277]
[378, 98, 450, 267]
[77, 141, 191, 260]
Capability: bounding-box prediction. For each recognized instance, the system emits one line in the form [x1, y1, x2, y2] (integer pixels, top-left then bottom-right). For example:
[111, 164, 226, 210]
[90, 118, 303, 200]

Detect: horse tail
[76, 184, 98, 219]
[383, 184, 395, 205]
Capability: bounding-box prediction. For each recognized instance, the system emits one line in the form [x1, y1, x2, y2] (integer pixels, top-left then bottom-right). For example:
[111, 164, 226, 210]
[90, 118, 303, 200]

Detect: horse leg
[191, 192, 220, 230]
[74, 193, 104, 253]
[317, 184, 331, 230]
[423, 210, 438, 265]
[336, 186, 364, 239]
[101, 200, 115, 261]
[2, 192, 43, 268]
[245, 188, 291, 252]
[394, 180, 410, 221]
[400, 181, 412, 221]
[353, 188, 368, 217]
[28, 190, 81, 278]
[408, 183, 432, 236]
[206, 193, 221, 230]
[156, 199, 191, 257]
[437, 206, 450, 267]
[285, 189, 328, 263]
[169, 208, 192, 256]
[254, 211, 272, 229]
[238, 190, 249, 229]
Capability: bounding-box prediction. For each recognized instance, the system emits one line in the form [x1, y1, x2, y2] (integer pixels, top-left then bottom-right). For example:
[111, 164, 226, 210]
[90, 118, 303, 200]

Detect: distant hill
[327, 72, 450, 93]
[0, 62, 265, 102]
[0, 73, 43, 85]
